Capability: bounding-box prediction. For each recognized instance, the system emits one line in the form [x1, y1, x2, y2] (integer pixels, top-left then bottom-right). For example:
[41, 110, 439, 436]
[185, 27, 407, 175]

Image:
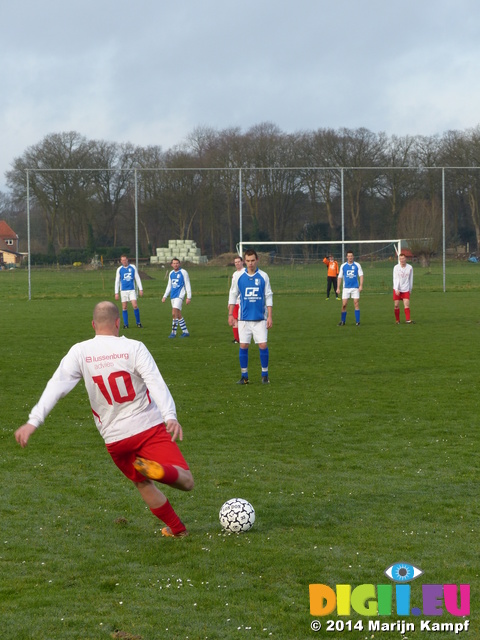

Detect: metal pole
[238, 168, 243, 257]
[134, 168, 139, 271]
[341, 168, 345, 263]
[442, 167, 446, 292]
[26, 170, 31, 301]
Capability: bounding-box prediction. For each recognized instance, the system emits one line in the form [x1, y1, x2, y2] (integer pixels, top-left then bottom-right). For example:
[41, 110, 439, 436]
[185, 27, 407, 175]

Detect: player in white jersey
[337, 250, 364, 326]
[114, 254, 143, 328]
[15, 301, 193, 538]
[228, 249, 273, 384]
[162, 258, 192, 338]
[393, 253, 414, 324]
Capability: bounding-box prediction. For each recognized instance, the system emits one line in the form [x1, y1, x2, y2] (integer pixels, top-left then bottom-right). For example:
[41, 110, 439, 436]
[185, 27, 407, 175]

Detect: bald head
[92, 301, 120, 335]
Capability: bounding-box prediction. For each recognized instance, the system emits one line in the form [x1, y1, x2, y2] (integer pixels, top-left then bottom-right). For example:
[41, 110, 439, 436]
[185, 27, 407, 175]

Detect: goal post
[235, 240, 404, 295]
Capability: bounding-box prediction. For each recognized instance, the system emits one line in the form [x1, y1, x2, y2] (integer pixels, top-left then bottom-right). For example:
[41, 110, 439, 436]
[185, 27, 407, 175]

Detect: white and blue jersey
[163, 269, 192, 301]
[338, 261, 363, 288]
[115, 264, 143, 293]
[229, 268, 273, 321]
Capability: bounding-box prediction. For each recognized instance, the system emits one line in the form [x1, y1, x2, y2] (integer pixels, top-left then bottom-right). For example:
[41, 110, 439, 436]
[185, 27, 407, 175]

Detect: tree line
[3, 123, 480, 260]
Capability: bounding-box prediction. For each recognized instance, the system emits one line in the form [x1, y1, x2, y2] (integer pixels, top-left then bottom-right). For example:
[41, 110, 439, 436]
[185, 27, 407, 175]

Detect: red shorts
[232, 303, 239, 320]
[106, 424, 189, 483]
[393, 290, 410, 301]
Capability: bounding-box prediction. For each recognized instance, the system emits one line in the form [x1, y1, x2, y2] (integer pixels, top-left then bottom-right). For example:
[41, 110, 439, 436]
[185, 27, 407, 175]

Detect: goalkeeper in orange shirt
[323, 255, 340, 300]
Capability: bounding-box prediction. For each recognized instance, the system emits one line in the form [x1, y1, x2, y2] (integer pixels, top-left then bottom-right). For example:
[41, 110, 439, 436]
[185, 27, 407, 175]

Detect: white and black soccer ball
[219, 498, 255, 533]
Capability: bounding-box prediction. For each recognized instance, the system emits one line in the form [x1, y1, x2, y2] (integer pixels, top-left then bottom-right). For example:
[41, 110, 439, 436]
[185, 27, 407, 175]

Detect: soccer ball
[219, 498, 255, 533]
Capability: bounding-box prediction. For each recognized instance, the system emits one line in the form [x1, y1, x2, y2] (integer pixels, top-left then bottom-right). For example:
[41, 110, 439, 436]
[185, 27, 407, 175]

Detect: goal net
[236, 240, 403, 294]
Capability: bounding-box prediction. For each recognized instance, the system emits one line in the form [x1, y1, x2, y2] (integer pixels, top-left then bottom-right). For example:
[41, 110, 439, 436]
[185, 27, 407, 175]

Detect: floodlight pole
[134, 168, 139, 272]
[442, 168, 446, 292]
[239, 168, 243, 257]
[341, 168, 345, 263]
[26, 169, 31, 301]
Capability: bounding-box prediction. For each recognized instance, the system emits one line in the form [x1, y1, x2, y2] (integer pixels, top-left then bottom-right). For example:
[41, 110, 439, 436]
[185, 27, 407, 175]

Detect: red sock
[233, 327, 239, 341]
[160, 464, 179, 485]
[394, 308, 400, 322]
[150, 500, 186, 534]
[405, 308, 411, 321]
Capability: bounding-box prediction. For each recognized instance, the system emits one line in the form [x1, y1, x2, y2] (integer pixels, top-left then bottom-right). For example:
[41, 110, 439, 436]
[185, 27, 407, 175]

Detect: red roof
[0, 221, 17, 238]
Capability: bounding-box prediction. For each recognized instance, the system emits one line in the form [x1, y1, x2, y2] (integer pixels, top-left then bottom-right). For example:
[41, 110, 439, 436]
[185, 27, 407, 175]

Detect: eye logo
[384, 562, 423, 582]
[310, 562, 470, 619]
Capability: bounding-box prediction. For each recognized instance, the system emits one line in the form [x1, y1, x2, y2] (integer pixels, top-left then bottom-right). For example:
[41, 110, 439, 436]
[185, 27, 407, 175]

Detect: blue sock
[134, 308, 140, 324]
[355, 310, 360, 323]
[341, 311, 347, 323]
[259, 347, 269, 377]
[122, 310, 129, 326]
[239, 348, 249, 377]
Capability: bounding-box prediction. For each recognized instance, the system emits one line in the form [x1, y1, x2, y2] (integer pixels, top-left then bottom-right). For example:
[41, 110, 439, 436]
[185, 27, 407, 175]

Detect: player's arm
[183, 270, 192, 301]
[15, 423, 37, 448]
[228, 272, 243, 325]
[162, 274, 172, 301]
[228, 303, 236, 326]
[336, 269, 343, 293]
[165, 419, 183, 442]
[358, 274, 364, 291]
[393, 266, 400, 295]
[266, 305, 273, 329]
[114, 268, 121, 298]
[134, 265, 144, 296]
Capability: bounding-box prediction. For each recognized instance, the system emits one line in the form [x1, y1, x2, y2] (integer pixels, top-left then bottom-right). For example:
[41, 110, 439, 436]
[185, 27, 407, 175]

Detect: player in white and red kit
[393, 253, 414, 324]
[15, 301, 193, 537]
[230, 255, 244, 343]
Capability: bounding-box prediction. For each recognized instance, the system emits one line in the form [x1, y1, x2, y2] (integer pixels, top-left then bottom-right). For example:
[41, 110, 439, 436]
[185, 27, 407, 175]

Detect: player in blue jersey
[162, 258, 192, 338]
[336, 250, 364, 326]
[114, 255, 143, 328]
[228, 249, 273, 384]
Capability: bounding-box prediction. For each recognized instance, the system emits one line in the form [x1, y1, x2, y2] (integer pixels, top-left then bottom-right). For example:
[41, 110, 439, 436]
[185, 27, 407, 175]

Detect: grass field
[0, 261, 478, 640]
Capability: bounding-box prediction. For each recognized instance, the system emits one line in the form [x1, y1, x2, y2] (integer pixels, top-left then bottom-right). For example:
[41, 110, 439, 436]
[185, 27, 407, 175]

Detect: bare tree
[397, 197, 442, 266]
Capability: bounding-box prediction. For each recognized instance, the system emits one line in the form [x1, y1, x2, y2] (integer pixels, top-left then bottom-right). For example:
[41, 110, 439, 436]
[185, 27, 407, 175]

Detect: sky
[1, 0, 480, 191]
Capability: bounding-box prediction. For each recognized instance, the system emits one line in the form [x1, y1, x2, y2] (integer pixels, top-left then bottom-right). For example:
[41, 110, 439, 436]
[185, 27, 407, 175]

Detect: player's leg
[131, 297, 142, 327]
[237, 321, 250, 383]
[135, 480, 188, 536]
[177, 300, 189, 336]
[107, 429, 192, 536]
[134, 463, 194, 491]
[254, 321, 270, 383]
[334, 277, 339, 299]
[169, 305, 180, 337]
[130, 425, 194, 489]
[339, 291, 348, 325]
[232, 304, 239, 342]
[121, 299, 129, 328]
[353, 295, 360, 325]
[326, 277, 331, 299]
[394, 292, 401, 323]
[404, 297, 411, 322]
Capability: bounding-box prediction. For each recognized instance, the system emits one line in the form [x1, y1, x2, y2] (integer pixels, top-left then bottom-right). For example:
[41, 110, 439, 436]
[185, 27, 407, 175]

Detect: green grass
[2, 257, 480, 301]
[0, 265, 478, 640]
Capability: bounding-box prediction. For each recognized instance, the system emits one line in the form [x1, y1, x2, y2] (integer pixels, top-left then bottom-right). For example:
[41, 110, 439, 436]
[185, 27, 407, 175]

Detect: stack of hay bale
[150, 240, 208, 265]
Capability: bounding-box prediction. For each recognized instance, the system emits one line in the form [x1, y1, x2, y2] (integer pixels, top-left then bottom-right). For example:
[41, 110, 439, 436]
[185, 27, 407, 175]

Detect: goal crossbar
[238, 240, 402, 261]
